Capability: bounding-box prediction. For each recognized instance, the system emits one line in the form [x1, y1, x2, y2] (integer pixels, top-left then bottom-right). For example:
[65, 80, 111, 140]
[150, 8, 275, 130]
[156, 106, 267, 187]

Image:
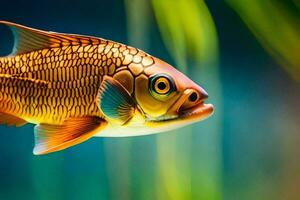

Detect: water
[0, 0, 299, 200]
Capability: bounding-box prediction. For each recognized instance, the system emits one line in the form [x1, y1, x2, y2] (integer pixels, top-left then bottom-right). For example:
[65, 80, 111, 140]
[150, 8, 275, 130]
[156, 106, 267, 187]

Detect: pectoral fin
[33, 116, 107, 155]
[98, 76, 136, 125]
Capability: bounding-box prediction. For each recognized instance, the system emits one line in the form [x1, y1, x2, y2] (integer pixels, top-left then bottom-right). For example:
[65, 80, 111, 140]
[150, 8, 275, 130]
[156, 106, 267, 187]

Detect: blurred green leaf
[151, 0, 219, 69]
[151, 0, 222, 200]
[227, 0, 300, 81]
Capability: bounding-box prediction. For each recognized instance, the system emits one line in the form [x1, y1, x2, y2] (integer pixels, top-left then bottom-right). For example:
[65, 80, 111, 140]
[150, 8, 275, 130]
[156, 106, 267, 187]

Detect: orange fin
[33, 116, 107, 155]
[0, 21, 104, 55]
[0, 112, 27, 127]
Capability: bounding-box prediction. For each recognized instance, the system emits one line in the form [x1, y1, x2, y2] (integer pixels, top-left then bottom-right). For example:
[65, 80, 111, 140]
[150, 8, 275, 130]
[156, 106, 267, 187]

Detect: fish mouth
[145, 102, 213, 127]
[147, 89, 214, 123]
[166, 88, 214, 121]
[177, 103, 214, 121]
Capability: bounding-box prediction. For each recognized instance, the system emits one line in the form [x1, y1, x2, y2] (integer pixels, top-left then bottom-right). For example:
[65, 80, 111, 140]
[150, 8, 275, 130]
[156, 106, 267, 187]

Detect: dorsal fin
[0, 21, 104, 55]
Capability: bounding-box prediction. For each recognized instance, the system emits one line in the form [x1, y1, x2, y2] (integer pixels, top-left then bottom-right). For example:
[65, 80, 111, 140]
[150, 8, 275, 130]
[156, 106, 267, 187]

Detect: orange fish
[0, 21, 213, 155]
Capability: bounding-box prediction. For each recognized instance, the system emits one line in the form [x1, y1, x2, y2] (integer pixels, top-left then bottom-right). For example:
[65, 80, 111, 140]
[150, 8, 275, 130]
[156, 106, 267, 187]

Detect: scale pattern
[0, 40, 155, 124]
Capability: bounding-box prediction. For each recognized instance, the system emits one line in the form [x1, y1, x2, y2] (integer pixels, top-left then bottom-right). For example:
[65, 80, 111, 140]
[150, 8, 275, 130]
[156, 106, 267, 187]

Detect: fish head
[98, 56, 213, 136]
[132, 58, 214, 133]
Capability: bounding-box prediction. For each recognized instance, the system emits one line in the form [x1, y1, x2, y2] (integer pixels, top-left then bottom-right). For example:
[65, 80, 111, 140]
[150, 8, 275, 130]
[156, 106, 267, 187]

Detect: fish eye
[149, 74, 176, 97]
[154, 78, 169, 94]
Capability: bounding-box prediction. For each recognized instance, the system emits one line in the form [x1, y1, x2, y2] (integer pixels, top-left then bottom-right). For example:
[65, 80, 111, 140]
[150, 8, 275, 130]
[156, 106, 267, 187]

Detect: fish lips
[166, 88, 214, 122]
[178, 103, 214, 121]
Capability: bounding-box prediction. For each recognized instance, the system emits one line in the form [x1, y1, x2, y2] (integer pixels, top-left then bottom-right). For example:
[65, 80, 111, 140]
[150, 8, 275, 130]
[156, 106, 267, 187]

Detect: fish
[0, 21, 214, 155]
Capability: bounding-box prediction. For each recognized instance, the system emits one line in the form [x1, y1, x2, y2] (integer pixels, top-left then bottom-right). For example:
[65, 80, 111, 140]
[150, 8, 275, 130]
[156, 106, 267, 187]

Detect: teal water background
[0, 0, 299, 200]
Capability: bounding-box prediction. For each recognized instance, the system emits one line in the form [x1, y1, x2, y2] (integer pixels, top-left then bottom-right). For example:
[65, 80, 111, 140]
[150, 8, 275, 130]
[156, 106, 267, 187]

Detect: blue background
[0, 0, 299, 200]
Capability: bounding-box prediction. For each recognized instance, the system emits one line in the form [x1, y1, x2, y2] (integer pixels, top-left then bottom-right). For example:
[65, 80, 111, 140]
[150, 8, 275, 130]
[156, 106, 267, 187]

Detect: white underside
[94, 117, 185, 137]
[94, 122, 164, 137]
[94, 118, 192, 137]
[93, 103, 213, 137]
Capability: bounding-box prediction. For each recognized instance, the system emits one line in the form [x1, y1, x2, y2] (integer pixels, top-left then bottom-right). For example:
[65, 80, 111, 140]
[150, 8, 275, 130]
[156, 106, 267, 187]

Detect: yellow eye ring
[154, 77, 170, 94]
[149, 74, 176, 97]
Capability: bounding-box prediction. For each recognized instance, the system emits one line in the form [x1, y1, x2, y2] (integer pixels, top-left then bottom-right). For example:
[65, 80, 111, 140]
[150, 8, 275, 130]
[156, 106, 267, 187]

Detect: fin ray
[33, 116, 107, 155]
[0, 21, 104, 55]
[98, 76, 136, 125]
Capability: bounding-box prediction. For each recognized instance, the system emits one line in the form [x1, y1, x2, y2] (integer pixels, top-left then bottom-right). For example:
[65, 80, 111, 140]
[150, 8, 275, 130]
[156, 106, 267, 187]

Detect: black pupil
[157, 82, 167, 90]
[189, 92, 198, 102]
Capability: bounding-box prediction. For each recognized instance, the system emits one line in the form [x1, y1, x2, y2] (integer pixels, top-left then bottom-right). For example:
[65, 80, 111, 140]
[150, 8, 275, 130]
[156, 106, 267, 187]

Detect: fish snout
[178, 87, 208, 112]
[166, 86, 210, 117]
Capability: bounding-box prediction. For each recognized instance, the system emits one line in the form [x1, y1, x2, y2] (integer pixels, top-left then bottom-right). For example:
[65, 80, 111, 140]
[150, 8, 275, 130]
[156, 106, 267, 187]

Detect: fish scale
[0, 21, 213, 155]
[0, 34, 152, 124]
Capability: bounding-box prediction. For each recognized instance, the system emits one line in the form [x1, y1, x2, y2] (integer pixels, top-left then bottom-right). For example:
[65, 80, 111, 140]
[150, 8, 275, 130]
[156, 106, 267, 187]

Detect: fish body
[0, 21, 213, 155]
